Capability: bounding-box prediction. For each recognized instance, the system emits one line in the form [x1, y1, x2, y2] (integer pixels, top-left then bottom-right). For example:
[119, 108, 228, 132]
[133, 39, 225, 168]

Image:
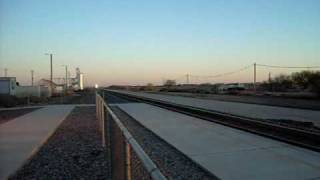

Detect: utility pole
[50, 54, 53, 83]
[253, 63, 256, 93]
[186, 74, 190, 84]
[4, 68, 8, 77]
[268, 72, 271, 83]
[62, 65, 68, 95]
[45, 53, 53, 95]
[31, 70, 34, 86]
[268, 72, 272, 92]
[68, 71, 71, 88]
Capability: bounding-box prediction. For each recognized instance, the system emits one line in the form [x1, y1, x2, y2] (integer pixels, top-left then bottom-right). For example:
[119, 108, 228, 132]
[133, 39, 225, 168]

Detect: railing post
[105, 106, 112, 178]
[97, 97, 101, 121]
[101, 104, 106, 147]
[99, 99, 102, 121]
[99, 99, 101, 121]
[126, 142, 132, 180]
[96, 93, 99, 118]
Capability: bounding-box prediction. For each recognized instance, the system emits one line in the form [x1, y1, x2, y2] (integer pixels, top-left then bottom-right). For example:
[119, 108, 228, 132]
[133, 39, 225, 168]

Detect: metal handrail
[96, 93, 167, 180]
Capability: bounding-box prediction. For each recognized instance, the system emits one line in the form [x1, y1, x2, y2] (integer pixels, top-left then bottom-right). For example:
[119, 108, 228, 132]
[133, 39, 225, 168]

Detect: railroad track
[105, 90, 320, 152]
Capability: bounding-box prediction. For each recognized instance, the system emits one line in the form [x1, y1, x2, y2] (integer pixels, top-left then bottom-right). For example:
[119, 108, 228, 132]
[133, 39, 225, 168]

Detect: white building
[38, 79, 64, 96]
[0, 77, 16, 96]
[15, 85, 50, 98]
[72, 68, 84, 90]
[52, 68, 84, 91]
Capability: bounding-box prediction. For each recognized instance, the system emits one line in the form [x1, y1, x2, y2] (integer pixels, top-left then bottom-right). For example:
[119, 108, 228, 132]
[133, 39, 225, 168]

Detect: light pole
[45, 53, 53, 95]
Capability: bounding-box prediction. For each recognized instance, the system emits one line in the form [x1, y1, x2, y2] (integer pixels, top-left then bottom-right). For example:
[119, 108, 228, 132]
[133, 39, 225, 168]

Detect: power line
[163, 64, 253, 84]
[162, 62, 320, 85]
[190, 64, 253, 79]
[256, 64, 320, 69]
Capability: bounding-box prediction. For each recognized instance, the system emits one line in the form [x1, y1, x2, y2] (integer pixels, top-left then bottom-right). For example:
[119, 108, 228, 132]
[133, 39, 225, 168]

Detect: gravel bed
[108, 91, 320, 132]
[154, 92, 320, 110]
[0, 108, 40, 125]
[9, 106, 110, 180]
[111, 106, 218, 180]
[264, 119, 320, 133]
[46, 91, 96, 104]
[104, 93, 134, 104]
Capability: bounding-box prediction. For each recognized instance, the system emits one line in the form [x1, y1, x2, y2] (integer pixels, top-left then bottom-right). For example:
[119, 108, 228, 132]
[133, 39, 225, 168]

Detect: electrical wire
[190, 64, 253, 79]
[256, 64, 320, 69]
[162, 63, 320, 84]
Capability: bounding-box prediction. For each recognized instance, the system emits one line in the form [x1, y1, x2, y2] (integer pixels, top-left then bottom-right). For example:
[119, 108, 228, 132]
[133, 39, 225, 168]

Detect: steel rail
[106, 90, 320, 152]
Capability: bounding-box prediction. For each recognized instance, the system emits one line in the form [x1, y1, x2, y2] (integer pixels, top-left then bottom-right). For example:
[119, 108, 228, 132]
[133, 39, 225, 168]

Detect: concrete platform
[0, 105, 75, 179]
[115, 103, 320, 180]
[0, 104, 95, 111]
[111, 90, 320, 127]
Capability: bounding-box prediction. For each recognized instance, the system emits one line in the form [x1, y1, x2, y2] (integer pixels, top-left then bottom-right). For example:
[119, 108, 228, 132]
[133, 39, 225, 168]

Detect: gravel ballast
[155, 92, 320, 110]
[9, 106, 110, 180]
[111, 106, 218, 180]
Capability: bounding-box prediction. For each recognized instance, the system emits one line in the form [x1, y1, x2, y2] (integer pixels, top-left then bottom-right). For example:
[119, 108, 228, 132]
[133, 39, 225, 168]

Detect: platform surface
[0, 105, 75, 179]
[116, 103, 320, 180]
[112, 90, 320, 126]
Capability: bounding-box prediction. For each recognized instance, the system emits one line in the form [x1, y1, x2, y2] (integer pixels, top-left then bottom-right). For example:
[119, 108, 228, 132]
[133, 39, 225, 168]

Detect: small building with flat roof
[0, 77, 16, 96]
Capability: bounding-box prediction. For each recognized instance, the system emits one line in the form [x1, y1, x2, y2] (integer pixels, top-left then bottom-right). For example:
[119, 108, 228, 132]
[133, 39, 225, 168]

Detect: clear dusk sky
[0, 0, 319, 86]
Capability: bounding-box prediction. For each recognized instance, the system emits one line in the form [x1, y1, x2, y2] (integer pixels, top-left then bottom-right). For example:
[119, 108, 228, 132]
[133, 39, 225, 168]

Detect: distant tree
[271, 74, 293, 91]
[200, 83, 211, 86]
[260, 81, 270, 91]
[145, 83, 155, 91]
[292, 71, 320, 90]
[309, 73, 320, 95]
[260, 70, 320, 95]
[164, 80, 176, 87]
[292, 71, 311, 89]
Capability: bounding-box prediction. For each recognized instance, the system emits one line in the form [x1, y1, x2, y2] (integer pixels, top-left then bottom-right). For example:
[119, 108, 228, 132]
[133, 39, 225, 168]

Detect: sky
[0, 0, 320, 86]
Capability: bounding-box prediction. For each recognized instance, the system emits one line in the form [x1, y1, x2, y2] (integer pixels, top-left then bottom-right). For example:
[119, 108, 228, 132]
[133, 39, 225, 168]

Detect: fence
[96, 92, 167, 180]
